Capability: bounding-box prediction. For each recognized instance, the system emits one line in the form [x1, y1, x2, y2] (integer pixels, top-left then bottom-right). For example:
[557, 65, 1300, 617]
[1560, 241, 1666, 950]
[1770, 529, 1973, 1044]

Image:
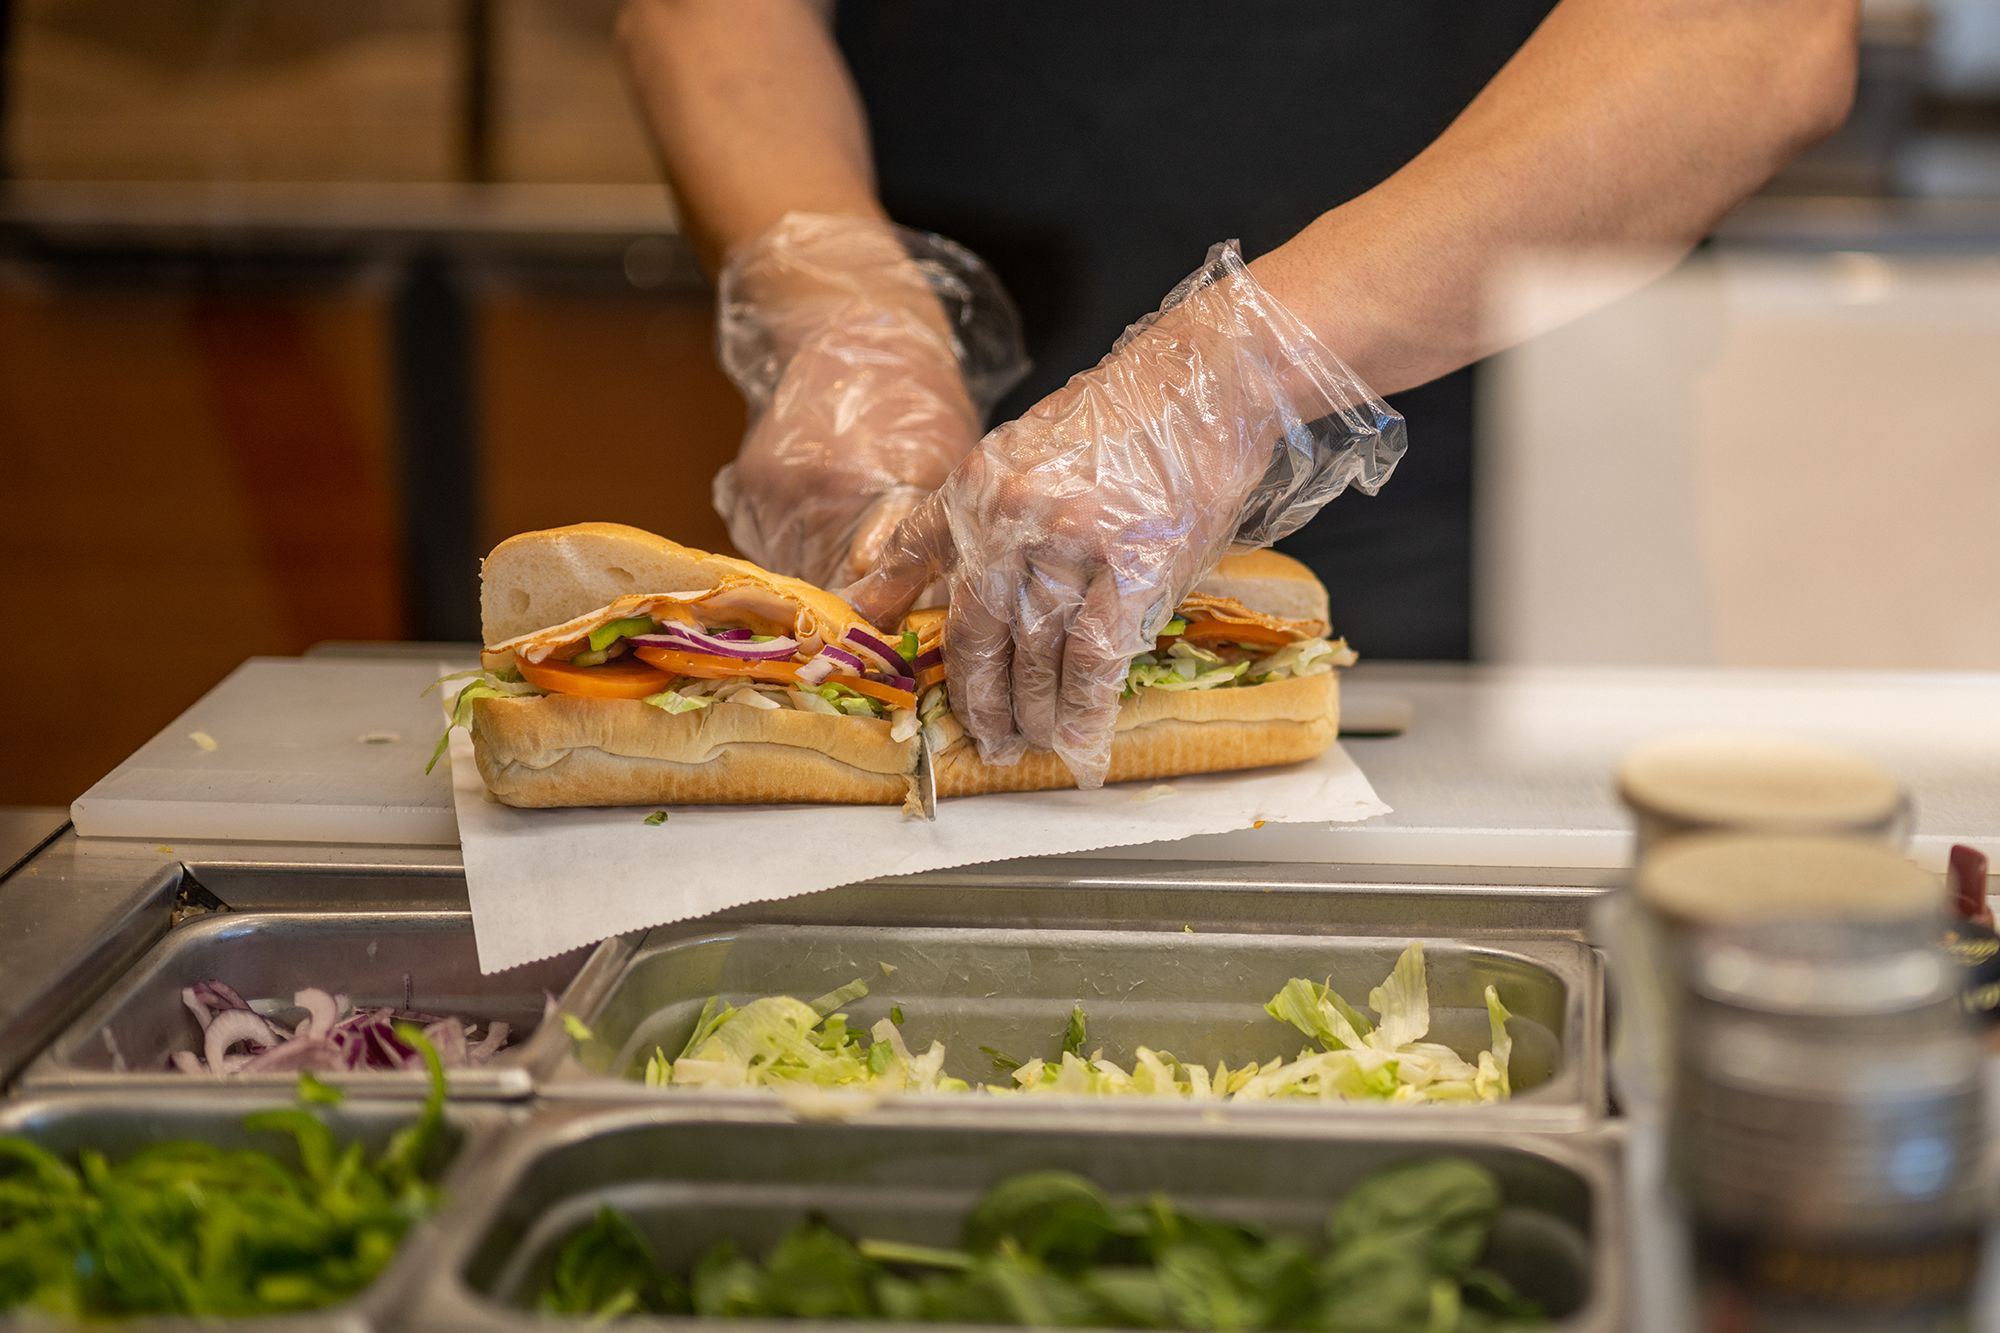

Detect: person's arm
[846, 0, 1861, 788]
[617, 0, 878, 274]
[1251, 0, 1861, 394]
[617, 0, 1026, 587]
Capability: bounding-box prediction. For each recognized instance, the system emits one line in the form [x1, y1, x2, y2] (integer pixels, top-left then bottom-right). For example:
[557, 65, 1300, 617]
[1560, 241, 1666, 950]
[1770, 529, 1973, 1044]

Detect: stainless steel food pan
[0, 1089, 519, 1333]
[544, 924, 1602, 1117]
[404, 1101, 1624, 1330]
[18, 912, 631, 1099]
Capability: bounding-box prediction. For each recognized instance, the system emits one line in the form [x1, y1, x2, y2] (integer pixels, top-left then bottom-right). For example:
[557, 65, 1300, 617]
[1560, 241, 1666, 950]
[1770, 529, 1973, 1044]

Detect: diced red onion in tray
[628, 625, 799, 661]
[170, 979, 517, 1075]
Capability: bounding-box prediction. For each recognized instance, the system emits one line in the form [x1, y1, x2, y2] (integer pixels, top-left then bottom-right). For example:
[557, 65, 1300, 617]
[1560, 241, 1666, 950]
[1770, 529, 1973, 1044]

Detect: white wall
[1478, 251, 2000, 670]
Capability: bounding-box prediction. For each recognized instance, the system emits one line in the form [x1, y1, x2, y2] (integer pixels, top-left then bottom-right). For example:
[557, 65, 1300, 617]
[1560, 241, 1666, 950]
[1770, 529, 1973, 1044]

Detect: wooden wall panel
[490, 0, 658, 184]
[6, 0, 463, 182]
[0, 270, 402, 805]
[477, 286, 745, 556]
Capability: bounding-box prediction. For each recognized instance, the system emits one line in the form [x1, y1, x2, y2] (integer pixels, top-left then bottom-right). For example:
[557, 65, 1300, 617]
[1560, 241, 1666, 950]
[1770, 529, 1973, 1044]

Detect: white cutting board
[71, 658, 459, 845]
[1095, 665, 2000, 872]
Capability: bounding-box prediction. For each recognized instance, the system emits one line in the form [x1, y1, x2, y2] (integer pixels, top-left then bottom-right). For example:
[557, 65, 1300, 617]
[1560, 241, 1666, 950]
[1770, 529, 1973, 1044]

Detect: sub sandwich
[447, 523, 1353, 808]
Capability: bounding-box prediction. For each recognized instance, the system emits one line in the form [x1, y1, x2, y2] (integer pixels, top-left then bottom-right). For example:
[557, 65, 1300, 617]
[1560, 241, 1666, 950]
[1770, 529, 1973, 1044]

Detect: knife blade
[915, 730, 938, 821]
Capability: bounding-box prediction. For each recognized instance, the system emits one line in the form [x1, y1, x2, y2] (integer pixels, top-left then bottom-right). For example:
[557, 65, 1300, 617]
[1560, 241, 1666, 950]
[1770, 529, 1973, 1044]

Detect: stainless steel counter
[0, 807, 66, 879]
[16, 655, 1999, 1084]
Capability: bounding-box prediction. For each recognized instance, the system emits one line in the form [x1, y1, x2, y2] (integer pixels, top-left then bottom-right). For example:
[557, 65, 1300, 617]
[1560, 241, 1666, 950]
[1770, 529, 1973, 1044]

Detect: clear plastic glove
[712, 213, 1028, 588]
[845, 241, 1405, 789]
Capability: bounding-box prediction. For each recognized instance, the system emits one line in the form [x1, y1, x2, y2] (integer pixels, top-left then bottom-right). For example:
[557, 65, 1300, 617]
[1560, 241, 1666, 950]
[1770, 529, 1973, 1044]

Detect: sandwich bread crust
[1192, 549, 1330, 625]
[471, 693, 914, 806]
[480, 521, 874, 646]
[928, 672, 1339, 796]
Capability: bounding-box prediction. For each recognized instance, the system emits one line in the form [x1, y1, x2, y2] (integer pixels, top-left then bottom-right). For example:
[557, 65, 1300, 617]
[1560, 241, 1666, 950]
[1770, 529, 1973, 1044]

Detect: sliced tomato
[1177, 618, 1296, 650]
[832, 677, 918, 711]
[518, 656, 670, 699]
[631, 645, 802, 685]
[629, 645, 916, 709]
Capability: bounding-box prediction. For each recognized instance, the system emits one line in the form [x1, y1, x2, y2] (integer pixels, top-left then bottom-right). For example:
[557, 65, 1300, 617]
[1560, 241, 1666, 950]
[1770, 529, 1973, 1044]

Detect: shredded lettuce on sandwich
[1121, 620, 1355, 700]
[911, 602, 1355, 749]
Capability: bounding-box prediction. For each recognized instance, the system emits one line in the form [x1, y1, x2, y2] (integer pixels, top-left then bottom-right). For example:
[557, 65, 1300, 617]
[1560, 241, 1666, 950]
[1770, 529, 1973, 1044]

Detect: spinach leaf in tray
[535, 1157, 1549, 1329]
[0, 1028, 448, 1318]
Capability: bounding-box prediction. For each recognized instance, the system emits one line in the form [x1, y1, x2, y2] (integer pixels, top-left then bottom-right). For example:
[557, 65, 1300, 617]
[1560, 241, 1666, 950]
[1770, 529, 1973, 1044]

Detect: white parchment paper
[449, 728, 1389, 973]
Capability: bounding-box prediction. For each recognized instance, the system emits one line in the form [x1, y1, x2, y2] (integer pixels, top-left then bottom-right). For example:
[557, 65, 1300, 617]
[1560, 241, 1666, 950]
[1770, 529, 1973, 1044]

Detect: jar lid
[1637, 833, 1940, 927]
[1617, 733, 1900, 834]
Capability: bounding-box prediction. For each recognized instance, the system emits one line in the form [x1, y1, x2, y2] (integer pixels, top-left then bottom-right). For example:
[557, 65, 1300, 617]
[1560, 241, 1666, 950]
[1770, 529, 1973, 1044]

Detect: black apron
[837, 1, 1557, 659]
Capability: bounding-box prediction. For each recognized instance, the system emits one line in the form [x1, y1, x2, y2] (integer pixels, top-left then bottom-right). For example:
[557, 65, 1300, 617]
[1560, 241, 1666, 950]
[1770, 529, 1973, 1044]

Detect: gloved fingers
[1052, 571, 1135, 790]
[1008, 561, 1078, 753]
[948, 567, 1027, 767]
[840, 488, 952, 630]
[837, 486, 928, 590]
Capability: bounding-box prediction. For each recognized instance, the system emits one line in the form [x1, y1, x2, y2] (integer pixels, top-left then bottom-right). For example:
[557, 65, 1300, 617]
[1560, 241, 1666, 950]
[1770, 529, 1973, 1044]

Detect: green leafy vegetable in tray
[0, 1028, 448, 1318]
[538, 1159, 1548, 1328]
[643, 942, 1515, 1106]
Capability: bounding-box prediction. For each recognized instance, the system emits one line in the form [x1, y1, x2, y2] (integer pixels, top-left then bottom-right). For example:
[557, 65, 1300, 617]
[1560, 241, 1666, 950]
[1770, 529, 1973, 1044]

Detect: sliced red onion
[796, 645, 867, 687]
[912, 647, 943, 672]
[819, 646, 868, 674]
[294, 988, 338, 1041]
[193, 980, 251, 1013]
[422, 1019, 470, 1068]
[171, 976, 519, 1075]
[204, 1009, 279, 1071]
[467, 1021, 511, 1065]
[865, 670, 918, 693]
[629, 626, 799, 661]
[842, 626, 910, 676]
[239, 1037, 345, 1074]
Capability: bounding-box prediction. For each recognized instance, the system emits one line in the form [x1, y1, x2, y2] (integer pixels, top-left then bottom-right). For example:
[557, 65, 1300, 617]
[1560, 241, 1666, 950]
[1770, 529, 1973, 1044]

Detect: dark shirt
[836, 1, 1556, 658]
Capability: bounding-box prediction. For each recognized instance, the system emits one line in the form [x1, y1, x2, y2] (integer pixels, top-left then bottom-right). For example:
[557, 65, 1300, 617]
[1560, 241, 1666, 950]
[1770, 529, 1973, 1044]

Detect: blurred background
[2, 0, 1997, 805]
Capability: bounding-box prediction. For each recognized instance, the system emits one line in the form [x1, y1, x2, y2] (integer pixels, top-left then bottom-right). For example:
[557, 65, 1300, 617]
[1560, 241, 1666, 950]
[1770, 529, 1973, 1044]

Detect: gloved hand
[713, 212, 1028, 588]
[845, 241, 1405, 789]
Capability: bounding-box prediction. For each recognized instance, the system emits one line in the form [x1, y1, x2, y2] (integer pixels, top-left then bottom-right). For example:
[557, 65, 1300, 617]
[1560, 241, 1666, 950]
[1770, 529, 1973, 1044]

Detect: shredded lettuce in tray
[641, 943, 1514, 1106]
[646, 984, 969, 1094]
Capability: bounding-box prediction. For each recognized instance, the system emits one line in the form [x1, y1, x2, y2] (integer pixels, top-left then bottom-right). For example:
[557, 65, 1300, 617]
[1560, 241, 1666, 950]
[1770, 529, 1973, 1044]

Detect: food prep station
[4, 656, 1997, 1329]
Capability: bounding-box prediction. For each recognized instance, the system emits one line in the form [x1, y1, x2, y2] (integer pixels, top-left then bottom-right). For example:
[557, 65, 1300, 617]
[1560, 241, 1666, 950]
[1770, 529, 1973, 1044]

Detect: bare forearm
[1251, 0, 1860, 394]
[617, 0, 881, 274]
